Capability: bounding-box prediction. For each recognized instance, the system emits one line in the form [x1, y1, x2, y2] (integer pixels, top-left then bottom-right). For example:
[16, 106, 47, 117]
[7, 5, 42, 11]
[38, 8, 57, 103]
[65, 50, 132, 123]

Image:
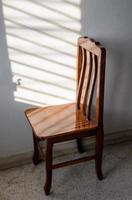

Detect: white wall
[81, 0, 132, 132]
[0, 0, 132, 157]
[0, 0, 33, 156]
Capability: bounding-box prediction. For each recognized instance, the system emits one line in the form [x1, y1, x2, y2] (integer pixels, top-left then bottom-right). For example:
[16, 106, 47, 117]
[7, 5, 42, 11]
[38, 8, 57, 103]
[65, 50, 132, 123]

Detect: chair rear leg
[32, 130, 41, 165]
[44, 140, 53, 195]
[95, 128, 104, 180]
[77, 138, 84, 153]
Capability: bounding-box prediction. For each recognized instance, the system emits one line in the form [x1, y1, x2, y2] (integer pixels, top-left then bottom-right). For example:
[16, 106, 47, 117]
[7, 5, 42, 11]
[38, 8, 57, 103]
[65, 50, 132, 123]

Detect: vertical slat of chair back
[96, 47, 106, 126]
[76, 37, 106, 125]
[76, 48, 87, 109]
[87, 54, 98, 119]
[81, 51, 92, 115]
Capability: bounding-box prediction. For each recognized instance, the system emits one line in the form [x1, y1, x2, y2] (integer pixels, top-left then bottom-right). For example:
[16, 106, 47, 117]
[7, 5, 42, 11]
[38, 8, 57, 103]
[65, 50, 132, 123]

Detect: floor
[0, 141, 132, 200]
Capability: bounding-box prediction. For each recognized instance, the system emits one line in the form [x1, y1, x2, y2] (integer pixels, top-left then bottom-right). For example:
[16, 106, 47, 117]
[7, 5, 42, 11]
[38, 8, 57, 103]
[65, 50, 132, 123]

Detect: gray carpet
[0, 141, 132, 200]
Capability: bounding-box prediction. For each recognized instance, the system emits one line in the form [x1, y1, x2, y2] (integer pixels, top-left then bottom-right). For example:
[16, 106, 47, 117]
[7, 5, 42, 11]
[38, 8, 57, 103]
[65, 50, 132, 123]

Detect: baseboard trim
[0, 129, 132, 170]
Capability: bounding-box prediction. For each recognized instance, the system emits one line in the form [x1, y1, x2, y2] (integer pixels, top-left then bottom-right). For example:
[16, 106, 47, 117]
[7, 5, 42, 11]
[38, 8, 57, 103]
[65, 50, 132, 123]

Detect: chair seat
[25, 103, 97, 140]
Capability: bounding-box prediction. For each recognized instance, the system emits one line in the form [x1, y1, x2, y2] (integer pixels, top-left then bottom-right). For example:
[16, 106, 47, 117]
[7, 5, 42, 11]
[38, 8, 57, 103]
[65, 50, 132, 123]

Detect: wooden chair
[25, 36, 106, 195]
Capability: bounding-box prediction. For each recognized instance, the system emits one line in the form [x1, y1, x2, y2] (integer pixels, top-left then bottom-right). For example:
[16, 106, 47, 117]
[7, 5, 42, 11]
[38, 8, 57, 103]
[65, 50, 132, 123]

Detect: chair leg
[32, 130, 41, 165]
[44, 140, 53, 195]
[77, 138, 84, 153]
[95, 128, 104, 180]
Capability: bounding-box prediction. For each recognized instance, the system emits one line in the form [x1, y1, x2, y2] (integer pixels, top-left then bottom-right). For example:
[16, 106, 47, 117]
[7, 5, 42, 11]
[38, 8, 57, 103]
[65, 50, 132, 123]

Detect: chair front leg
[44, 140, 53, 195]
[32, 130, 41, 165]
[76, 138, 84, 153]
[95, 127, 104, 180]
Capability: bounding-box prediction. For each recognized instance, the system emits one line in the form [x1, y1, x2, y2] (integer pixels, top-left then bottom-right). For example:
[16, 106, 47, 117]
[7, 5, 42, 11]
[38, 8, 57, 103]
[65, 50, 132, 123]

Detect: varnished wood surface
[25, 36, 106, 195]
[78, 37, 104, 56]
[52, 154, 96, 169]
[25, 103, 97, 140]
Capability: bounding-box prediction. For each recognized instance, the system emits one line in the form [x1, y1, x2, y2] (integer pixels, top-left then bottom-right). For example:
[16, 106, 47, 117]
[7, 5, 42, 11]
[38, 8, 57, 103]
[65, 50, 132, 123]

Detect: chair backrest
[76, 36, 106, 126]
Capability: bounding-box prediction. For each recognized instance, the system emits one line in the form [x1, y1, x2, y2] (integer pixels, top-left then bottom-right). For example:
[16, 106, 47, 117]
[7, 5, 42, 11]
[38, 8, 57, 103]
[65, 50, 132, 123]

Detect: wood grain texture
[25, 103, 97, 140]
[25, 36, 106, 140]
[25, 36, 106, 195]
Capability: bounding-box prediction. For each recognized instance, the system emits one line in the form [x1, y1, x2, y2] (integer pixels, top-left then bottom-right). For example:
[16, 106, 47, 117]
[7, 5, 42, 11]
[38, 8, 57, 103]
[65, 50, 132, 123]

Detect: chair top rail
[78, 37, 105, 56]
